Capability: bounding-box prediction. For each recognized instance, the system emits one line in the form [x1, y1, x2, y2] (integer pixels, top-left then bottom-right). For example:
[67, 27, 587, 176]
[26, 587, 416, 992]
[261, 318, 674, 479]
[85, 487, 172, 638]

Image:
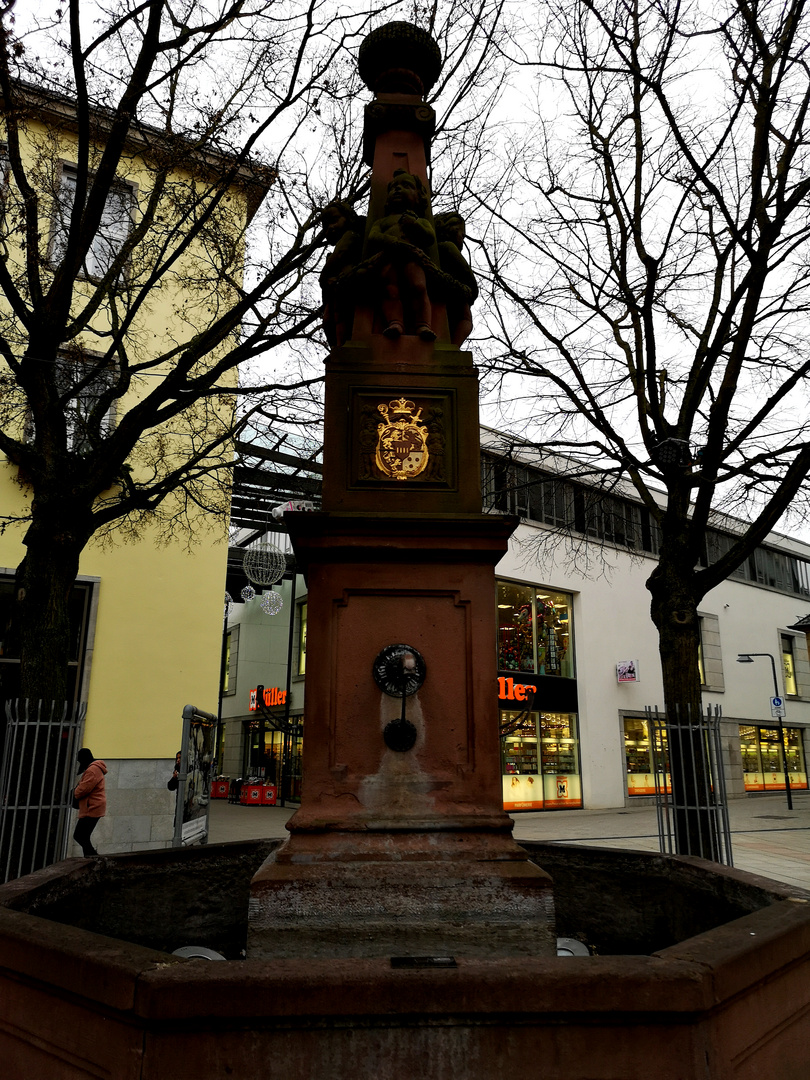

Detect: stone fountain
[1, 24, 809, 1080]
[248, 19, 553, 963]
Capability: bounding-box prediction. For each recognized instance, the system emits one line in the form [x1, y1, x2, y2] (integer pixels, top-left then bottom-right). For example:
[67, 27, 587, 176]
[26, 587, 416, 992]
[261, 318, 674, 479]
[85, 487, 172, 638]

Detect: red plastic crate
[261, 784, 277, 805]
[209, 780, 229, 799]
[240, 784, 263, 805]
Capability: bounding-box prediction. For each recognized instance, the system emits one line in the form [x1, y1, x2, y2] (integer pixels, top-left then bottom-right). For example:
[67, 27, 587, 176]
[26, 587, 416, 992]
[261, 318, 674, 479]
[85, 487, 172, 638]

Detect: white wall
[221, 577, 298, 722]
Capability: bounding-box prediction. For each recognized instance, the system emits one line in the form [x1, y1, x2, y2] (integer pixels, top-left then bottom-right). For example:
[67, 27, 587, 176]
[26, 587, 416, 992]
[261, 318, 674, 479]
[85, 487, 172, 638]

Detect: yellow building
[0, 87, 270, 854]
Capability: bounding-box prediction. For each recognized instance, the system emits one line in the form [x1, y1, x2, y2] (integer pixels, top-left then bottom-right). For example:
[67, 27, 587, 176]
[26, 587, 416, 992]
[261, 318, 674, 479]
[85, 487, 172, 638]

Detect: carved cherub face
[436, 212, 465, 247]
[385, 170, 427, 215]
[321, 204, 349, 244]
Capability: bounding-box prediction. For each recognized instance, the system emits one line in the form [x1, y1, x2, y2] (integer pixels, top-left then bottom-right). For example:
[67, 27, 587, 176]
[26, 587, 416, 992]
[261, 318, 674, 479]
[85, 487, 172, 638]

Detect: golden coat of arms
[376, 398, 430, 480]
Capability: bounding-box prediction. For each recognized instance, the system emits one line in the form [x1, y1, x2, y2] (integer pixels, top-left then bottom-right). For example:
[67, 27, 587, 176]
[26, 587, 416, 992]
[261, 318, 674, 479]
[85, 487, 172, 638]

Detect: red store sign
[497, 676, 537, 703]
[249, 686, 288, 711]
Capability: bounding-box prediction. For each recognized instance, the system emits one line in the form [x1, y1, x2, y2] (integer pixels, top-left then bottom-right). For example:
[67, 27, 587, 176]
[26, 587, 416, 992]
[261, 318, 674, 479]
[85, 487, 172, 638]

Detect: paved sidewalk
[509, 792, 810, 892]
[208, 791, 810, 892]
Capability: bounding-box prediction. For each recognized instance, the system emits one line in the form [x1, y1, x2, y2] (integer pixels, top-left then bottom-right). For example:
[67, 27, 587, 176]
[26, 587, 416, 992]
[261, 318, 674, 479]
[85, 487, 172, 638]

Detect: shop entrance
[242, 717, 303, 805]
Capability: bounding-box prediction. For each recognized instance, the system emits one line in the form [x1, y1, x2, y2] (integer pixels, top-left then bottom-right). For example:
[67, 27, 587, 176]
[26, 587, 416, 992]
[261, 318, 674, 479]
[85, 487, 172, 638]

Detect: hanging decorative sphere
[242, 542, 286, 586]
[260, 590, 284, 616]
[224, 592, 233, 619]
[240, 585, 256, 602]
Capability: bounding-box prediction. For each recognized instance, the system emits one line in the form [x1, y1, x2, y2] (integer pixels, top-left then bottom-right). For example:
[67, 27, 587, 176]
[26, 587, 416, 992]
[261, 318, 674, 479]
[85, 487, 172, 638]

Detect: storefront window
[496, 582, 574, 677]
[739, 725, 762, 790]
[501, 710, 581, 811]
[739, 724, 807, 791]
[624, 716, 670, 796]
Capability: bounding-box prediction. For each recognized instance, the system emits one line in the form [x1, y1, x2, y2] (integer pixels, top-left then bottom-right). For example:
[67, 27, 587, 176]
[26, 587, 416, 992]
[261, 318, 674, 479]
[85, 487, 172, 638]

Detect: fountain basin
[1, 840, 809, 1079]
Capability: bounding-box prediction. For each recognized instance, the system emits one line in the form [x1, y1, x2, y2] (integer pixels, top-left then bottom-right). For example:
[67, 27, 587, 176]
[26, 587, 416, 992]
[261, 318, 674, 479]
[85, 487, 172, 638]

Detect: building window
[624, 716, 670, 797]
[0, 143, 9, 202]
[222, 626, 239, 696]
[696, 611, 724, 692]
[782, 635, 797, 695]
[56, 352, 117, 452]
[705, 529, 810, 598]
[0, 574, 93, 703]
[24, 351, 117, 453]
[51, 165, 134, 279]
[577, 490, 643, 549]
[297, 602, 307, 676]
[739, 724, 807, 791]
[496, 581, 574, 678]
[482, 454, 664, 554]
[500, 710, 581, 811]
[484, 453, 810, 599]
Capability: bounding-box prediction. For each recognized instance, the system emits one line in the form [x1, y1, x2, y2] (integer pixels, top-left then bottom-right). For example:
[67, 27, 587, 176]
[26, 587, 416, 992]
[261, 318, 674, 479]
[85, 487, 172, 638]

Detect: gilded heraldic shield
[376, 398, 430, 480]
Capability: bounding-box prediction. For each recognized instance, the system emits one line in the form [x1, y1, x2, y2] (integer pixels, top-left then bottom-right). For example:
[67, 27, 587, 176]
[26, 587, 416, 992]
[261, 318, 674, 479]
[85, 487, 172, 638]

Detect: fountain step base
[247, 844, 555, 959]
[2, 842, 810, 1078]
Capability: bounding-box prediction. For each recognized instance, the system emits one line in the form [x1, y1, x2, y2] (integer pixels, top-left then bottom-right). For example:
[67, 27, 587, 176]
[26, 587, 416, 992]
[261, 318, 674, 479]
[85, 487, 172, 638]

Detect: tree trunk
[647, 552, 719, 859]
[12, 510, 89, 705]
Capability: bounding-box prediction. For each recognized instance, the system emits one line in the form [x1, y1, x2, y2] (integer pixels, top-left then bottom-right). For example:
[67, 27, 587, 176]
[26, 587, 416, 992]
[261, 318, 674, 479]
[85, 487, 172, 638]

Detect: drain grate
[754, 814, 792, 820]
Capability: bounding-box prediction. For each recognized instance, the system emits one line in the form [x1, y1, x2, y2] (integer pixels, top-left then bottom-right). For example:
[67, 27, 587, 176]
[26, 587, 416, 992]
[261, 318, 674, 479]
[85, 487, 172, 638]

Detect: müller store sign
[498, 676, 537, 703]
[249, 686, 288, 711]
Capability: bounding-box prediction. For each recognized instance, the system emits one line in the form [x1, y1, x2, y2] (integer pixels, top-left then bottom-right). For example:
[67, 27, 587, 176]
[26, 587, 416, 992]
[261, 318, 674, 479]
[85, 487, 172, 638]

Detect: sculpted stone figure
[367, 170, 437, 341]
[319, 200, 365, 347]
[319, 186, 478, 349]
[434, 211, 478, 346]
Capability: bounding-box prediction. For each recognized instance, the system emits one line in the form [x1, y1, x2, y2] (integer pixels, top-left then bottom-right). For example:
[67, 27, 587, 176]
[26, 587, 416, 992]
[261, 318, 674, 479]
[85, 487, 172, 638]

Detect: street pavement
[207, 790, 810, 892]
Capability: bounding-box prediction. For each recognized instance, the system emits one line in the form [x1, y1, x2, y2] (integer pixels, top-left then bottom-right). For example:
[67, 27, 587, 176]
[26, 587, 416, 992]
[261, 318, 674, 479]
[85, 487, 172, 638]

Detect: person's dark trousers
[73, 816, 100, 856]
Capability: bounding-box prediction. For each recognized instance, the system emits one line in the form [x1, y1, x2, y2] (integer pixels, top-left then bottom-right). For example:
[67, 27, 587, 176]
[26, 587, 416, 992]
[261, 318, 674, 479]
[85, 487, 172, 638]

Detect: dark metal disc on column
[372, 644, 426, 697]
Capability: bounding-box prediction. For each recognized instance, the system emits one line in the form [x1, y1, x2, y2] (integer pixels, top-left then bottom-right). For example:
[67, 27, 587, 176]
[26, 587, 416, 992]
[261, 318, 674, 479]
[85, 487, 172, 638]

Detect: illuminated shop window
[500, 710, 581, 810]
[297, 602, 307, 676]
[781, 635, 797, 695]
[496, 581, 574, 677]
[623, 716, 670, 797]
[739, 724, 807, 792]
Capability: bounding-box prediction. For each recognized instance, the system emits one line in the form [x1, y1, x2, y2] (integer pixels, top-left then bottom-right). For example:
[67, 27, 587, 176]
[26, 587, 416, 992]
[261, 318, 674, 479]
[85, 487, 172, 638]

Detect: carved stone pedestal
[247, 513, 555, 960]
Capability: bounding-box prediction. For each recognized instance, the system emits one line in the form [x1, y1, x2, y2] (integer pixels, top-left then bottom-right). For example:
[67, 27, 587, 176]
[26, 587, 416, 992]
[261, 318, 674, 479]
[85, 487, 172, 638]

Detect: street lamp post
[736, 652, 793, 810]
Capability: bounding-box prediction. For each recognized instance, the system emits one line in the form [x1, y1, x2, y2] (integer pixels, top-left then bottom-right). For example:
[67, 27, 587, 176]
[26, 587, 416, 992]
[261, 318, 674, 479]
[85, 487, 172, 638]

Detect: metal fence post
[647, 703, 733, 867]
[0, 698, 86, 883]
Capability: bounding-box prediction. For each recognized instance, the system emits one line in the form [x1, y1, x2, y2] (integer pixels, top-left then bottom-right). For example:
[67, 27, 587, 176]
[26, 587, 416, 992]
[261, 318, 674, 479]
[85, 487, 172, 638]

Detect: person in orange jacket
[73, 748, 107, 857]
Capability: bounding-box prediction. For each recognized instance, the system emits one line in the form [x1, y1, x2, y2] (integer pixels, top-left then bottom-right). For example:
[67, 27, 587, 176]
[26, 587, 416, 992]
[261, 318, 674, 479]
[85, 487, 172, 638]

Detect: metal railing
[0, 699, 87, 883]
[647, 704, 733, 866]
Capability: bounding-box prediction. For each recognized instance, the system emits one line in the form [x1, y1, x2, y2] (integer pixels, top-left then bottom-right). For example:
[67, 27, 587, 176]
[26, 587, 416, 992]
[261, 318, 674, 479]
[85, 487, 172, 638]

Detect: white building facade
[485, 444, 810, 811]
[218, 444, 810, 813]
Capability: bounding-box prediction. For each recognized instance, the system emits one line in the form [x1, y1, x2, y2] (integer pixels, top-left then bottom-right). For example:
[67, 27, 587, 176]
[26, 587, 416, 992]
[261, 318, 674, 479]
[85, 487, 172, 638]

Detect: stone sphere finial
[358, 22, 442, 96]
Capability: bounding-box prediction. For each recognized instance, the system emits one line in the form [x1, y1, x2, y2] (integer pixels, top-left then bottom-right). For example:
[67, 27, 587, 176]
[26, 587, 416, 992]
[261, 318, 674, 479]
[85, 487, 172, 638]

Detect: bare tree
[473, 0, 810, 853]
[0, 0, 509, 704]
